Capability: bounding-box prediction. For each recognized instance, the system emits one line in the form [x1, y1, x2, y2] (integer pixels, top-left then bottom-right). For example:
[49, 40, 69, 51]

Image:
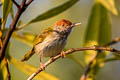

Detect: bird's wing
[21, 27, 53, 62]
[33, 27, 53, 45]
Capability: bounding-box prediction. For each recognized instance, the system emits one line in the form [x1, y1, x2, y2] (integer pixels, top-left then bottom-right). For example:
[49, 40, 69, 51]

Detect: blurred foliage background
[0, 0, 120, 80]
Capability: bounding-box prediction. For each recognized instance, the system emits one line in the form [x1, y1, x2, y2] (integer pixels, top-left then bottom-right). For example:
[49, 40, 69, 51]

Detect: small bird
[21, 19, 81, 69]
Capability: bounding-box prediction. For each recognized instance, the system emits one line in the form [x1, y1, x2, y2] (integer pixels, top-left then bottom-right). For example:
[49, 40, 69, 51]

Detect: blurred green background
[0, 0, 120, 80]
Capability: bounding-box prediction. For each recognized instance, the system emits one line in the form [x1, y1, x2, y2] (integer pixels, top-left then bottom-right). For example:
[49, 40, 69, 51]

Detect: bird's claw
[40, 62, 45, 70]
[60, 51, 66, 58]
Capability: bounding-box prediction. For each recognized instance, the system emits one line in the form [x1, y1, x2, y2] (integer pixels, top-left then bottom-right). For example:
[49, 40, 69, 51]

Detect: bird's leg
[60, 51, 66, 58]
[40, 58, 45, 70]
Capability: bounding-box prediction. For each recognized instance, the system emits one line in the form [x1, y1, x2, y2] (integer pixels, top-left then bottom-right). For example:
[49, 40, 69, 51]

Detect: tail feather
[21, 48, 35, 62]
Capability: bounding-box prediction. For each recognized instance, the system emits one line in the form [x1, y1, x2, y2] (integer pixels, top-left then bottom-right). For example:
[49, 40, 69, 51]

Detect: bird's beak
[71, 22, 81, 27]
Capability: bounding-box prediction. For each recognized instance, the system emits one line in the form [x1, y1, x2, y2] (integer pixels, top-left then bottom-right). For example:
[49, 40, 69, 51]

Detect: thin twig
[27, 46, 120, 80]
[5, 58, 11, 80]
[105, 37, 120, 46]
[0, 0, 34, 62]
[104, 57, 118, 62]
[11, 0, 20, 9]
[80, 37, 120, 80]
[3, 57, 11, 80]
[26, 0, 34, 6]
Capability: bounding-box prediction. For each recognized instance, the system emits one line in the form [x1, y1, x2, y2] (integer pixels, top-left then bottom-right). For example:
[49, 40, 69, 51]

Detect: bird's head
[53, 19, 81, 35]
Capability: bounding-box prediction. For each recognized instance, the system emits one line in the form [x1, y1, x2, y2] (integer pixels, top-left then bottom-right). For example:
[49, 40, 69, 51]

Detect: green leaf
[83, 2, 111, 79]
[17, 20, 22, 27]
[1, 0, 12, 29]
[115, 0, 120, 16]
[12, 32, 36, 47]
[0, 40, 11, 80]
[16, 0, 79, 30]
[113, 52, 120, 60]
[5, 42, 11, 60]
[104, 57, 118, 62]
[84, 2, 111, 63]
[10, 57, 59, 80]
[10, 5, 14, 19]
[0, 58, 8, 80]
[29, 0, 79, 23]
[96, 0, 118, 15]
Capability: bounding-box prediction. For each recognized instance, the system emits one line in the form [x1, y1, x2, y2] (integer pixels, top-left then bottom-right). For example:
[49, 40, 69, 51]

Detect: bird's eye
[62, 24, 64, 26]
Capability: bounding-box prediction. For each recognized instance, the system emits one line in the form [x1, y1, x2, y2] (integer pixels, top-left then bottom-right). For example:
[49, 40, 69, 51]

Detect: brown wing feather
[33, 27, 53, 45]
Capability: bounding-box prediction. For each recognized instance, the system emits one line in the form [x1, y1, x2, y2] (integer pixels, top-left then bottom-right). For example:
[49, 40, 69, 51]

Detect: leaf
[10, 5, 14, 19]
[12, 32, 36, 47]
[10, 57, 59, 80]
[96, 0, 118, 15]
[0, 58, 8, 80]
[29, 0, 79, 23]
[104, 57, 118, 63]
[1, 0, 12, 29]
[16, 20, 22, 27]
[113, 52, 120, 60]
[83, 2, 111, 79]
[115, 0, 120, 16]
[84, 2, 111, 63]
[0, 38, 10, 80]
[16, 0, 79, 30]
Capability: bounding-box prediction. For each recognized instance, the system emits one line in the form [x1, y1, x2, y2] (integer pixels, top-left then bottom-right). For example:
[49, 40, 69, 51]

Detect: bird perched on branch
[21, 19, 81, 70]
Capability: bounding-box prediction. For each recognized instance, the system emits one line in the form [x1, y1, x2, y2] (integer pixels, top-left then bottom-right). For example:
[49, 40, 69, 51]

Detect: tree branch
[27, 46, 120, 80]
[0, 0, 34, 62]
[80, 37, 120, 80]
[5, 58, 11, 80]
[11, 0, 20, 9]
[26, 0, 34, 6]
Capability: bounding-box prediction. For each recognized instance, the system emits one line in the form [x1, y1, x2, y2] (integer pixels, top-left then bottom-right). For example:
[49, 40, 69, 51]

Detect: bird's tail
[21, 48, 35, 62]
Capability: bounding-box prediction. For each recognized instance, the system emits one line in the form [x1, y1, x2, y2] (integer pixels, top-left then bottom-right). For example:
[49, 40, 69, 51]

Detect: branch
[80, 37, 120, 80]
[105, 37, 120, 46]
[26, 0, 34, 6]
[5, 58, 11, 80]
[0, 0, 34, 62]
[11, 0, 20, 9]
[27, 46, 120, 80]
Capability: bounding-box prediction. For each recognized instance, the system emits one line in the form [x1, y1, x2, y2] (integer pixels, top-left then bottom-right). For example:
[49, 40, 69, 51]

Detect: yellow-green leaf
[16, 0, 79, 30]
[10, 5, 14, 19]
[12, 32, 36, 47]
[29, 0, 79, 23]
[83, 2, 111, 79]
[96, 0, 118, 15]
[10, 57, 59, 80]
[1, 0, 12, 29]
[84, 2, 111, 63]
[0, 58, 8, 80]
[115, 0, 120, 16]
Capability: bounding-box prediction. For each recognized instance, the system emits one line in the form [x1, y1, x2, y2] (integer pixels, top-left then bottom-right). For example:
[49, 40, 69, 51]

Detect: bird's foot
[40, 62, 45, 70]
[60, 51, 66, 58]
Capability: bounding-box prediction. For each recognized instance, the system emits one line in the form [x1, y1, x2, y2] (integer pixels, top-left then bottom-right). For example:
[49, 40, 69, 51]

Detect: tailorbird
[21, 19, 81, 69]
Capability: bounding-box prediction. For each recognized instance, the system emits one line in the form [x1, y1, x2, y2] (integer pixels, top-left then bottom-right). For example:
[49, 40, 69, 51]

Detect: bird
[21, 19, 81, 70]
